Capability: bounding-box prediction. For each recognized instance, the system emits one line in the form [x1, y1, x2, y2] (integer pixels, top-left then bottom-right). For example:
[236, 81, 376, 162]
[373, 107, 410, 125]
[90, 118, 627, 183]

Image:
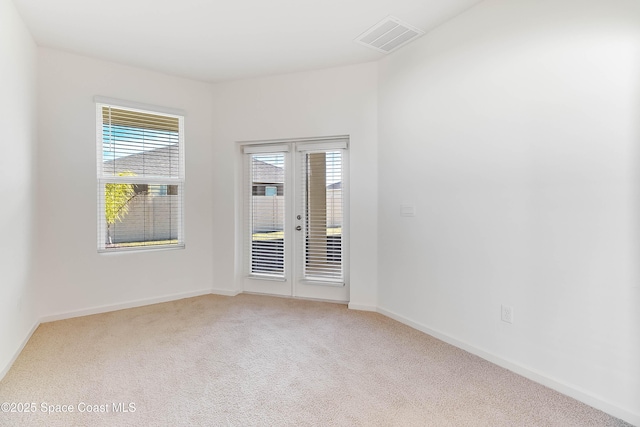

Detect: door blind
[247, 152, 286, 276]
[300, 150, 344, 281]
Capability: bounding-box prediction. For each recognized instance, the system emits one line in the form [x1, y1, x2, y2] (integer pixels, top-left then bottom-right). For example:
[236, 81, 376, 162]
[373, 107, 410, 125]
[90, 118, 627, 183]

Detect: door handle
[295, 226, 302, 231]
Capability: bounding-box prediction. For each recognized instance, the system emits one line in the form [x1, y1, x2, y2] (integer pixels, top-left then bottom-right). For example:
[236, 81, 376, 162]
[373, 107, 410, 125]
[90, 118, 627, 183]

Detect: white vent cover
[355, 16, 425, 54]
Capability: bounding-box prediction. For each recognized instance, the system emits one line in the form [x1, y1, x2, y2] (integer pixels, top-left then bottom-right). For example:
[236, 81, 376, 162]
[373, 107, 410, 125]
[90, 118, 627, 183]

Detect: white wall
[377, 0, 640, 422]
[210, 64, 378, 308]
[0, 0, 38, 377]
[36, 48, 215, 318]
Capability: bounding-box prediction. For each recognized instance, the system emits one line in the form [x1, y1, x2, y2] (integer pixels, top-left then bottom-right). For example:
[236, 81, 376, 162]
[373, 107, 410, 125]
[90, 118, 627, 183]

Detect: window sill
[98, 243, 185, 254]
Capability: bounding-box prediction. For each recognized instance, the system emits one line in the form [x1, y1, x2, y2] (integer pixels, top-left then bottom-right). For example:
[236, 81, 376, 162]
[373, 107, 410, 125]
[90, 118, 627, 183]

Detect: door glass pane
[250, 153, 285, 275]
[303, 151, 343, 280]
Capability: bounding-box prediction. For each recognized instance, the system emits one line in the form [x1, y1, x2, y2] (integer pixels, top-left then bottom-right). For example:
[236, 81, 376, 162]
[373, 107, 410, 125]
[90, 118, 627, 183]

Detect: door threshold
[240, 291, 349, 305]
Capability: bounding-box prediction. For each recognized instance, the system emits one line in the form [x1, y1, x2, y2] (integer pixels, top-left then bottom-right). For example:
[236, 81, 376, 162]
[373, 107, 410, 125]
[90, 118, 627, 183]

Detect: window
[96, 99, 185, 251]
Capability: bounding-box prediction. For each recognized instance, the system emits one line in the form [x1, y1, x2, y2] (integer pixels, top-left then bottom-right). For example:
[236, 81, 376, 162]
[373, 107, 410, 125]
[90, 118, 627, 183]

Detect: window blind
[97, 103, 185, 251]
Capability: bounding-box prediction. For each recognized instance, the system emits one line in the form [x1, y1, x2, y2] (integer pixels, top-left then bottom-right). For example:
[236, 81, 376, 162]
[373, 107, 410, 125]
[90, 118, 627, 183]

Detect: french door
[241, 137, 349, 302]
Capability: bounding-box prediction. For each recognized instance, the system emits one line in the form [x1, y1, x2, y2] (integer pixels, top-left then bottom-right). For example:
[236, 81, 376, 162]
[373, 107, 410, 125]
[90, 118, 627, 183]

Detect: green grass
[108, 239, 179, 248]
[253, 227, 341, 241]
[107, 227, 343, 246]
[252, 231, 284, 241]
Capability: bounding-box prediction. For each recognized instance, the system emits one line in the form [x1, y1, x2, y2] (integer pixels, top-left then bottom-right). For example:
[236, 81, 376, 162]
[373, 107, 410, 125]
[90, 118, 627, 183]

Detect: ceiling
[12, 0, 483, 83]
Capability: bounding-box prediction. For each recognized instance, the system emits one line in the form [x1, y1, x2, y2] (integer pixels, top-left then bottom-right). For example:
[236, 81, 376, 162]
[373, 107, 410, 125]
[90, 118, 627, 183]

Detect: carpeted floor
[0, 294, 632, 426]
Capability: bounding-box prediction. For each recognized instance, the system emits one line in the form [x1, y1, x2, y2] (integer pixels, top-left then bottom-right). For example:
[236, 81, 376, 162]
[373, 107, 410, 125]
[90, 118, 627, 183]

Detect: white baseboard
[348, 302, 377, 312]
[210, 288, 242, 297]
[39, 288, 213, 323]
[0, 320, 40, 382]
[377, 306, 640, 427]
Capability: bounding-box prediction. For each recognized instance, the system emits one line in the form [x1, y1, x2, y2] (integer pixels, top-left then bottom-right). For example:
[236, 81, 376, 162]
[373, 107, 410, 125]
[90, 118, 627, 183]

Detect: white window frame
[95, 97, 186, 252]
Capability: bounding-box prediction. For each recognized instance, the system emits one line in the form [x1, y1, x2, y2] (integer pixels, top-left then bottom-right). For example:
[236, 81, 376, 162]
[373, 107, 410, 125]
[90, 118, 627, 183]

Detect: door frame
[236, 136, 350, 302]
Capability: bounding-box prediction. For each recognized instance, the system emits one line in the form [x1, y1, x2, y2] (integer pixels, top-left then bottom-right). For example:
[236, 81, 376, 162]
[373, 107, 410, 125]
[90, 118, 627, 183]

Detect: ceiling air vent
[355, 16, 425, 54]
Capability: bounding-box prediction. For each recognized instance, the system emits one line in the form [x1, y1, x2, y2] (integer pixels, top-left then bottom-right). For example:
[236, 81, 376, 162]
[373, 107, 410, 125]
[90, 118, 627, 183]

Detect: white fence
[107, 195, 179, 244]
[251, 189, 342, 233]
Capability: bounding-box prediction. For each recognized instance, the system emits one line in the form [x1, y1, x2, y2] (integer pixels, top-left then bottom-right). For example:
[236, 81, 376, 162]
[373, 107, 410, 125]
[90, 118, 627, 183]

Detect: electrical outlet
[501, 305, 514, 324]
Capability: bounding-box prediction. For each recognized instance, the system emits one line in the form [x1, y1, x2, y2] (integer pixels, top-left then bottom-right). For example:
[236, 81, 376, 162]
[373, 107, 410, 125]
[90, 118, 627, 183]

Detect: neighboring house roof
[253, 159, 340, 190]
[252, 159, 284, 183]
[105, 148, 339, 189]
[103, 144, 179, 177]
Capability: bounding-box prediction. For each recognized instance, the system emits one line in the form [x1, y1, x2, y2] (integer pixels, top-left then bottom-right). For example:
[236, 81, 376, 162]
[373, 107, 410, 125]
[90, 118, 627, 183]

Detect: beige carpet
[0, 294, 631, 426]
